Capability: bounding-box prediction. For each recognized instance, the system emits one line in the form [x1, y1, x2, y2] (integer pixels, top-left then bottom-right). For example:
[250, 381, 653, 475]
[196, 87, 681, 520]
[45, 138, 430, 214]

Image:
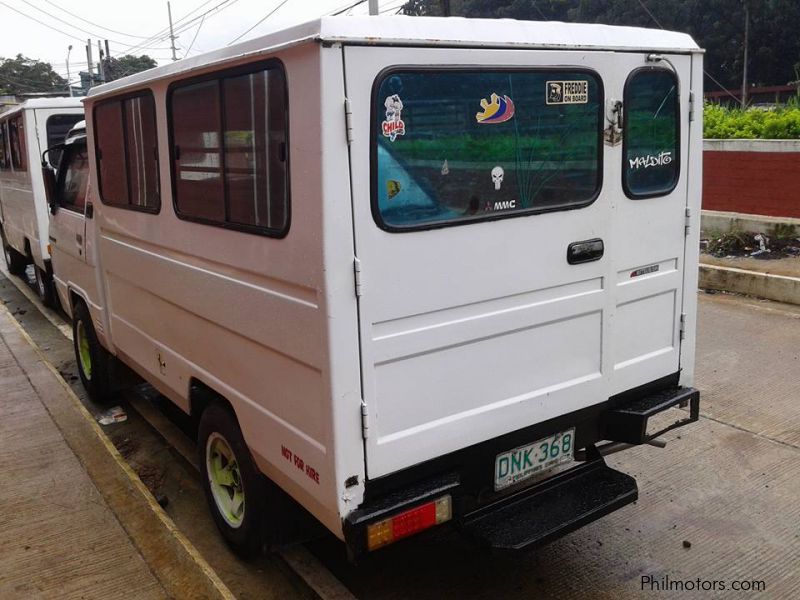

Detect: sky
[0, 0, 406, 85]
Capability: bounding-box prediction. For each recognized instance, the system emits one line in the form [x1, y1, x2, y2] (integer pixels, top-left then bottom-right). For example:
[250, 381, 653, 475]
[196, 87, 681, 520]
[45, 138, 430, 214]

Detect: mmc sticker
[476, 93, 515, 124]
[630, 264, 660, 278]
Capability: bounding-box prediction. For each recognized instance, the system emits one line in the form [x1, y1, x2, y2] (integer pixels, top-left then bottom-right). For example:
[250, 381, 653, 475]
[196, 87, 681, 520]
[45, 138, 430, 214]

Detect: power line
[0, 0, 86, 43]
[184, 15, 206, 56]
[43, 0, 153, 39]
[227, 0, 292, 46]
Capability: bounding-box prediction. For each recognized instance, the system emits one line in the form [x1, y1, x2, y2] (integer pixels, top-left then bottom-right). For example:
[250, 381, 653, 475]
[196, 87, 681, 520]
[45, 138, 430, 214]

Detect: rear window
[373, 69, 603, 231]
[0, 121, 8, 170]
[9, 115, 26, 172]
[623, 69, 680, 198]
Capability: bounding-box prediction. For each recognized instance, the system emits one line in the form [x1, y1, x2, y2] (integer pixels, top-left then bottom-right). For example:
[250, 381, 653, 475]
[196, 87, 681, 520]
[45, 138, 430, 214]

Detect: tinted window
[624, 69, 679, 198]
[46, 114, 84, 167]
[373, 70, 602, 230]
[58, 143, 89, 210]
[170, 61, 289, 235]
[9, 115, 26, 171]
[94, 92, 159, 210]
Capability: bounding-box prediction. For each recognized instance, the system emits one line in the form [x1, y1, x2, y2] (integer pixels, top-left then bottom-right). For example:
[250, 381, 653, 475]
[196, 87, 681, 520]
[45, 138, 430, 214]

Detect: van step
[461, 459, 637, 551]
[605, 386, 700, 444]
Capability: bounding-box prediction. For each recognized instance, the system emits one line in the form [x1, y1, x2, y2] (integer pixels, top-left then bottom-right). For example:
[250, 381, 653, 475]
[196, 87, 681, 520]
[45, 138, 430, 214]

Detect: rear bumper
[344, 378, 699, 558]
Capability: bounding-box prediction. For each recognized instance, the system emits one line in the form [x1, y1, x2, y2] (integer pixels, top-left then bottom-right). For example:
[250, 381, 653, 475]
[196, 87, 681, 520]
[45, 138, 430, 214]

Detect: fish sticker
[387, 179, 401, 199]
[476, 93, 515, 124]
[382, 94, 406, 141]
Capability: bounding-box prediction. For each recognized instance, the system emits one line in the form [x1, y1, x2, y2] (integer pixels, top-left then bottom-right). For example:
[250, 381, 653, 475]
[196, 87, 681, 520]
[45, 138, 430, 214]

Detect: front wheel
[34, 266, 56, 308]
[72, 300, 114, 403]
[198, 404, 266, 557]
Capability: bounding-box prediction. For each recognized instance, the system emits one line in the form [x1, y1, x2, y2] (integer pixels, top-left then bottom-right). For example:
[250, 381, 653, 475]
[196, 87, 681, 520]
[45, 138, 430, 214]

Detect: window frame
[0, 120, 9, 170]
[9, 114, 27, 172]
[92, 88, 161, 214]
[166, 58, 291, 239]
[370, 65, 605, 233]
[622, 66, 681, 200]
[46, 113, 84, 168]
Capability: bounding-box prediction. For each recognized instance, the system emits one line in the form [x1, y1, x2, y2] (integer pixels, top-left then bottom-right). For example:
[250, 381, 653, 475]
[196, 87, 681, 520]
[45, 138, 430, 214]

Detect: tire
[34, 266, 56, 308]
[72, 300, 114, 403]
[2, 230, 28, 277]
[199, 404, 266, 557]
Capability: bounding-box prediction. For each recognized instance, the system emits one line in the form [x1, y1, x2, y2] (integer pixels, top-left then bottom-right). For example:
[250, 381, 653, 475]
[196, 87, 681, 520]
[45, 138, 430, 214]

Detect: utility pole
[97, 40, 106, 83]
[86, 39, 94, 88]
[66, 45, 73, 97]
[168, 2, 178, 61]
[741, 2, 749, 108]
[368, 0, 378, 15]
[442, 0, 451, 16]
[105, 39, 111, 60]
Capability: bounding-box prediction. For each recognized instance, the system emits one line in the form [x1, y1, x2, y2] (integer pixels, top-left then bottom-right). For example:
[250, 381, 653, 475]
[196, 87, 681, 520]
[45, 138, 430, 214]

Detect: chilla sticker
[382, 94, 406, 142]
[476, 93, 515, 124]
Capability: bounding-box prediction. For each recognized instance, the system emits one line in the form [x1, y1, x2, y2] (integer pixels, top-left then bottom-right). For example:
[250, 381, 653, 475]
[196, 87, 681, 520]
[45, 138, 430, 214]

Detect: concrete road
[2, 264, 798, 599]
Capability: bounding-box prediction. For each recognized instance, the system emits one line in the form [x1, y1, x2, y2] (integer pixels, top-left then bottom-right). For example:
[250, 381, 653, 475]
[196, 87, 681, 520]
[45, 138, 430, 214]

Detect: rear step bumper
[461, 458, 637, 551]
[605, 386, 700, 444]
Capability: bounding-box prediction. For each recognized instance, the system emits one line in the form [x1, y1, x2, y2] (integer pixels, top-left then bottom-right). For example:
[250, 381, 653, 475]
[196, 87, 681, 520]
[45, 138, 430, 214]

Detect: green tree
[0, 54, 65, 95]
[102, 54, 157, 82]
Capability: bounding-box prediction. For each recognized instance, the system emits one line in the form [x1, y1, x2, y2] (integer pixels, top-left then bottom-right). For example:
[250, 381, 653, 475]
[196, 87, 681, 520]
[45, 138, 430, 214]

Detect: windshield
[373, 69, 602, 230]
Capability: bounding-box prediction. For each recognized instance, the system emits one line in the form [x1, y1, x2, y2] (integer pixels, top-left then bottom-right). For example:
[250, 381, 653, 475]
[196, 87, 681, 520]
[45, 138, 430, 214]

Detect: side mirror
[42, 163, 58, 214]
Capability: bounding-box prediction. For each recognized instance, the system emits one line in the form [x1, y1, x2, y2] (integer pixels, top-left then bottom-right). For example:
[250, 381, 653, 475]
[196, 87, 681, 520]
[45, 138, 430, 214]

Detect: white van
[0, 98, 84, 305]
[46, 17, 703, 558]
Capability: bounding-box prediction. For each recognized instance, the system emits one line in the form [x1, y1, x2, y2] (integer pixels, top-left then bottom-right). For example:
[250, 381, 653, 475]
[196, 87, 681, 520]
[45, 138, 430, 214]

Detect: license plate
[494, 429, 575, 491]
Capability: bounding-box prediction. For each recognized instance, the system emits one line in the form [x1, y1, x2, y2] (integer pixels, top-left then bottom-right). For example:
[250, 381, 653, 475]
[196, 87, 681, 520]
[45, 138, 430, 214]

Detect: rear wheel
[34, 266, 56, 308]
[2, 231, 28, 277]
[72, 300, 114, 403]
[199, 404, 266, 557]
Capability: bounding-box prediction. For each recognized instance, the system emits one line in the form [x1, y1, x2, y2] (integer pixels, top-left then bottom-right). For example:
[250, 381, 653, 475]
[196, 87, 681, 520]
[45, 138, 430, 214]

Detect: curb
[0, 305, 236, 600]
[699, 264, 800, 306]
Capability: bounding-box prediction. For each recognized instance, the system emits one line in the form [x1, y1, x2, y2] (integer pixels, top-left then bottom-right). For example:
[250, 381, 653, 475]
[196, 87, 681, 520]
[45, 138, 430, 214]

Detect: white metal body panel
[0, 100, 84, 270]
[344, 45, 695, 478]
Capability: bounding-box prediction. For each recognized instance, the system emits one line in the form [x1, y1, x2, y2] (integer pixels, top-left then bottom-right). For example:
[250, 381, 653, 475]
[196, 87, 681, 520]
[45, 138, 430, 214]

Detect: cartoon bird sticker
[476, 93, 516, 124]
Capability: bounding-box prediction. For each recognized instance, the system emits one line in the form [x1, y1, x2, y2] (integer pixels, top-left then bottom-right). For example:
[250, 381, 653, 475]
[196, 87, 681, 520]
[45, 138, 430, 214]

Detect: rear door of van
[344, 46, 690, 478]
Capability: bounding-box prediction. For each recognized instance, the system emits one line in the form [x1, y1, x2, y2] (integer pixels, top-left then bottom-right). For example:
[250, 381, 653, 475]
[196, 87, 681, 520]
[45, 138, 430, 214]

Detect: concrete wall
[703, 140, 800, 218]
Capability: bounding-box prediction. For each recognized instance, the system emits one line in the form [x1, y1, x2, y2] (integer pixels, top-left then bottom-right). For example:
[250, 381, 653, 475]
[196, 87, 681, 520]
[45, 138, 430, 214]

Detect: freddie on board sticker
[382, 94, 406, 141]
[476, 93, 515, 124]
[546, 80, 589, 105]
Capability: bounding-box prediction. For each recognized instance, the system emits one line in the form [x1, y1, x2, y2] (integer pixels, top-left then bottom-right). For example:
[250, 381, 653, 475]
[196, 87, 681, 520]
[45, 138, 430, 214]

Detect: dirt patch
[703, 230, 800, 260]
[135, 463, 166, 496]
[111, 434, 139, 460]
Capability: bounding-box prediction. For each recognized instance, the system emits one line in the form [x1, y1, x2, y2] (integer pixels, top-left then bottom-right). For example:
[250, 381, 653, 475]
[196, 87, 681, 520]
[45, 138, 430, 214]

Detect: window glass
[46, 114, 84, 168]
[59, 143, 89, 210]
[124, 96, 159, 208]
[95, 101, 129, 205]
[173, 80, 224, 221]
[624, 69, 679, 198]
[170, 62, 288, 234]
[9, 115, 26, 171]
[0, 122, 8, 170]
[94, 92, 159, 210]
[373, 70, 602, 230]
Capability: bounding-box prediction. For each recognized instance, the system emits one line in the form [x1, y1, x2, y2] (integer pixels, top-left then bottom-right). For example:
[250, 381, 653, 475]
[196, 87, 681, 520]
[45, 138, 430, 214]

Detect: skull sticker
[491, 166, 504, 191]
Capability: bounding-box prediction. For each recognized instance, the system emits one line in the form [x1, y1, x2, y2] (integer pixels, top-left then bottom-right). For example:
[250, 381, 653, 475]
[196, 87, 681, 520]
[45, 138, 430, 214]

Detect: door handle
[567, 238, 604, 264]
[76, 233, 83, 244]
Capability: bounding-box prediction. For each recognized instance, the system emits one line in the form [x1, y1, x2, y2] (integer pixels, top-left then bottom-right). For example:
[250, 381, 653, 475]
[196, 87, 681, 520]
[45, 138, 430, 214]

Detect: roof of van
[0, 96, 83, 117]
[88, 16, 700, 99]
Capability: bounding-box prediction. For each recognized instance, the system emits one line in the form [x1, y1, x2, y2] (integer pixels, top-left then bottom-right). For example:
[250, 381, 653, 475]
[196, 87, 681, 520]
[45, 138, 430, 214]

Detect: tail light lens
[366, 495, 452, 552]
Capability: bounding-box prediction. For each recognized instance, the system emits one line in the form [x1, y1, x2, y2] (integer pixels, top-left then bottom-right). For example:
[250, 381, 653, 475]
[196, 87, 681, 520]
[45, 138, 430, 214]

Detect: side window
[9, 115, 26, 172]
[46, 114, 84, 168]
[170, 61, 289, 236]
[57, 143, 89, 211]
[0, 121, 8, 170]
[623, 69, 679, 198]
[94, 91, 159, 211]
